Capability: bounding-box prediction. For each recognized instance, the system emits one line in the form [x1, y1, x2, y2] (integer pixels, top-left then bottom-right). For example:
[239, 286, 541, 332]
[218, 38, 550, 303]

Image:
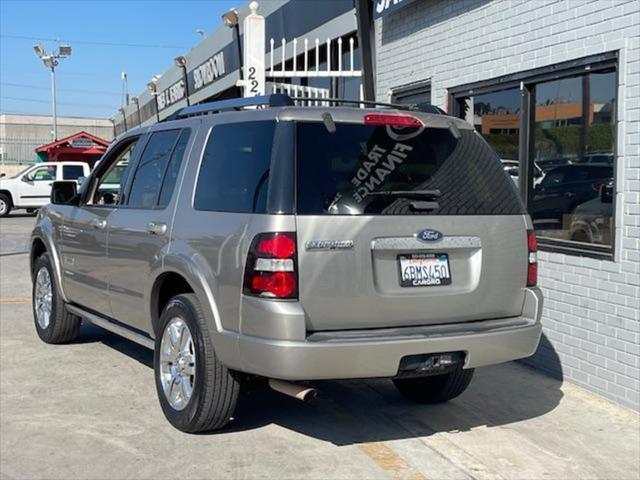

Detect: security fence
[0, 137, 48, 166]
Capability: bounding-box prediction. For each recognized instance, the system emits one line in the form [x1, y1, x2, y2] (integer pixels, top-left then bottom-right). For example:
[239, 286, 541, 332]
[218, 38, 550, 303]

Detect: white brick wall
[375, 0, 640, 410]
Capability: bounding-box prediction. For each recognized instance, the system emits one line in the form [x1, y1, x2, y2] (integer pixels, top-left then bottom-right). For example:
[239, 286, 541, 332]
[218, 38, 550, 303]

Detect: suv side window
[157, 129, 190, 208]
[127, 129, 184, 209]
[194, 121, 275, 213]
[90, 139, 139, 206]
[62, 165, 85, 180]
[28, 165, 57, 181]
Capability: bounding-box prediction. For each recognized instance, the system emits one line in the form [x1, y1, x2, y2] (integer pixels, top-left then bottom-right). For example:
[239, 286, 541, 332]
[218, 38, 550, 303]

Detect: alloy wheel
[34, 267, 53, 329]
[159, 317, 196, 411]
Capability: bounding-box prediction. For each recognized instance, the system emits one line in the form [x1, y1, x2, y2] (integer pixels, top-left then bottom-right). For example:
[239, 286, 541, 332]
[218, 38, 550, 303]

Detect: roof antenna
[321, 112, 336, 134]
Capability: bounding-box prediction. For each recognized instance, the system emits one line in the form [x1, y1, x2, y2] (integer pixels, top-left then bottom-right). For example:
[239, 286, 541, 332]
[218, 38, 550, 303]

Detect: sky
[0, 0, 239, 119]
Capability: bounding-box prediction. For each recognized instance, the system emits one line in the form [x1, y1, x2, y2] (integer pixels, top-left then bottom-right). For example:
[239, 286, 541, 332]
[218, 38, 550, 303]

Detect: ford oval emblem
[416, 229, 443, 242]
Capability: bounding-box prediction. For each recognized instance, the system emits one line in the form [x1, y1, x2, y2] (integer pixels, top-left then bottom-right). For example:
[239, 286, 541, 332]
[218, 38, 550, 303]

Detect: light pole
[33, 44, 71, 141]
[147, 80, 161, 123]
[222, 8, 243, 81]
[174, 56, 190, 106]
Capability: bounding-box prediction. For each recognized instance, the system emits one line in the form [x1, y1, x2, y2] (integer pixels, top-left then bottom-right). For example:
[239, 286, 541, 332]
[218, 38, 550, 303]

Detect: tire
[0, 193, 11, 217]
[32, 253, 81, 344]
[571, 230, 591, 243]
[393, 367, 474, 404]
[154, 294, 239, 433]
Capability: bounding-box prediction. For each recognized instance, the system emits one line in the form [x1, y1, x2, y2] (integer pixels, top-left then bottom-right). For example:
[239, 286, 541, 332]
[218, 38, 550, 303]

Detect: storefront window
[451, 53, 617, 258]
[391, 80, 432, 106]
[531, 73, 615, 246]
[457, 89, 522, 185]
[586, 71, 616, 160]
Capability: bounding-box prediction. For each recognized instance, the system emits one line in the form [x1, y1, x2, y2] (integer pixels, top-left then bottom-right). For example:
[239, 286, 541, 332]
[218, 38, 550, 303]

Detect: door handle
[89, 218, 107, 230]
[147, 221, 167, 236]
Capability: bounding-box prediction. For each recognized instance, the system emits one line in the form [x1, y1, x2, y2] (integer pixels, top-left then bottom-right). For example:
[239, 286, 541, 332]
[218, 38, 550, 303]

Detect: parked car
[536, 157, 571, 172]
[501, 159, 545, 187]
[0, 161, 90, 217]
[569, 181, 613, 244]
[529, 164, 613, 230]
[30, 95, 542, 433]
[576, 153, 614, 165]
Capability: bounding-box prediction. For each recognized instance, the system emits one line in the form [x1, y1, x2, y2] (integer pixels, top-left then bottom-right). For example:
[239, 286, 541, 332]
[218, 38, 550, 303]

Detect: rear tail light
[527, 229, 538, 287]
[243, 232, 298, 299]
[364, 113, 423, 128]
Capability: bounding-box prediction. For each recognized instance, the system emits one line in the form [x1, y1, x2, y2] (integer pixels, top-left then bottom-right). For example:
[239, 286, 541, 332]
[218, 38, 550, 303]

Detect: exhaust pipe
[268, 379, 317, 401]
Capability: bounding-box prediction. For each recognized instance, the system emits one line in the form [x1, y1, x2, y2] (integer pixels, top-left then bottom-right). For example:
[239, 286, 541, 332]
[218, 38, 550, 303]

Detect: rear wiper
[367, 189, 441, 198]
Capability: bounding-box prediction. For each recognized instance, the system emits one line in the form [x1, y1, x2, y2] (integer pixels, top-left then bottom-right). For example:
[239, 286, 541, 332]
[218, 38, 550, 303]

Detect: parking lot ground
[1, 215, 639, 480]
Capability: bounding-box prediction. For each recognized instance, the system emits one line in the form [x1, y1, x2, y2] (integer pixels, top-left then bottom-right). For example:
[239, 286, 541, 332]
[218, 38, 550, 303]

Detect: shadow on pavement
[1, 212, 38, 219]
[78, 322, 564, 446]
[77, 322, 154, 367]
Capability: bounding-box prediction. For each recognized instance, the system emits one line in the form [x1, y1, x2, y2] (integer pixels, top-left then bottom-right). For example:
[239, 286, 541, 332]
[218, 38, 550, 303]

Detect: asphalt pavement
[0, 214, 639, 479]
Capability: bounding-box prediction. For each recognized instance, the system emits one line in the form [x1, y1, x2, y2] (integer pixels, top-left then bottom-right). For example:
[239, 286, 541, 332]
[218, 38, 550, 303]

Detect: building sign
[191, 51, 226, 91]
[157, 79, 186, 110]
[373, 0, 421, 19]
[70, 137, 99, 148]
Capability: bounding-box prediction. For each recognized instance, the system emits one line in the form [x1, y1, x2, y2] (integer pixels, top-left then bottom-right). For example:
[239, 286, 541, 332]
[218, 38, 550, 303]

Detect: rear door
[106, 126, 195, 332]
[294, 118, 529, 331]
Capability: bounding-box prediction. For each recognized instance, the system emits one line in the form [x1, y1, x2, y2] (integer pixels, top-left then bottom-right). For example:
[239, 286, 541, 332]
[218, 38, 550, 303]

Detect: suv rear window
[296, 123, 525, 215]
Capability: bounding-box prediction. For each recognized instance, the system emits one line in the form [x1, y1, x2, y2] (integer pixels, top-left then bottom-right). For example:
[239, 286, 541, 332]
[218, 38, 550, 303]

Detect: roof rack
[166, 93, 445, 122]
[171, 94, 294, 120]
[291, 97, 445, 114]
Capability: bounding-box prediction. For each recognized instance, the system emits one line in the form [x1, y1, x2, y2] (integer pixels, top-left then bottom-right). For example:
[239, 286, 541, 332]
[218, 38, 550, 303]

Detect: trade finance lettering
[351, 143, 413, 203]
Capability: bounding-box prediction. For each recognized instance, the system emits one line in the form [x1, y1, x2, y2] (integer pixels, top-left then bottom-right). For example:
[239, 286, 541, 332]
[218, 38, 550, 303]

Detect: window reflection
[458, 88, 522, 187]
[530, 72, 615, 245]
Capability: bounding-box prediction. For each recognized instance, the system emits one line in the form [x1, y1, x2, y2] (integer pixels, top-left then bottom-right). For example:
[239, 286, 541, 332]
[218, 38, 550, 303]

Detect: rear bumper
[235, 288, 543, 380]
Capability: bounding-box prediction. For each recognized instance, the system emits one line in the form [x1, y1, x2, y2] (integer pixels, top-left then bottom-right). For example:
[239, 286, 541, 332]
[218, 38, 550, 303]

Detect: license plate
[398, 253, 452, 287]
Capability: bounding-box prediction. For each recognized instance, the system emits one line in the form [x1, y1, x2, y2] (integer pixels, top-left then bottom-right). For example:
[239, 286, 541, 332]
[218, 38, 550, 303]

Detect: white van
[0, 161, 90, 217]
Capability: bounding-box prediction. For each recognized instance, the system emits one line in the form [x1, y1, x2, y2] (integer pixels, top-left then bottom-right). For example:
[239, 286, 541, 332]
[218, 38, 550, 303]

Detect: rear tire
[393, 367, 474, 404]
[32, 253, 81, 344]
[0, 194, 11, 217]
[154, 294, 239, 433]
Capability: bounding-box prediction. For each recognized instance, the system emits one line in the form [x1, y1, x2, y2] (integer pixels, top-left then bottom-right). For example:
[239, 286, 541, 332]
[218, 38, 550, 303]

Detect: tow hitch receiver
[396, 352, 465, 378]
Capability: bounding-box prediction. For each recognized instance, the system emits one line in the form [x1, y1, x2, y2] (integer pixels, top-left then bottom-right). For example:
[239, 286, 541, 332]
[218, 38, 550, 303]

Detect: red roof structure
[35, 131, 110, 165]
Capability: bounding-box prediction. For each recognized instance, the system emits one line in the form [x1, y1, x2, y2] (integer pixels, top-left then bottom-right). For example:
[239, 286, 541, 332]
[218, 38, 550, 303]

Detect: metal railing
[268, 37, 362, 78]
[0, 137, 48, 166]
[268, 82, 330, 106]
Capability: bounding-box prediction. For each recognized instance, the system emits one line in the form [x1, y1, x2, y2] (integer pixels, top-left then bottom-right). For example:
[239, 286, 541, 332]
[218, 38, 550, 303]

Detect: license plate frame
[397, 252, 452, 288]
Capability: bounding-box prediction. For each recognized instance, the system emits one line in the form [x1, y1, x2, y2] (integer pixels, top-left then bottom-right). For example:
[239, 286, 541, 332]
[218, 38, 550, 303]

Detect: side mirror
[0, 173, 5, 178]
[51, 181, 79, 205]
[21, 175, 31, 183]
